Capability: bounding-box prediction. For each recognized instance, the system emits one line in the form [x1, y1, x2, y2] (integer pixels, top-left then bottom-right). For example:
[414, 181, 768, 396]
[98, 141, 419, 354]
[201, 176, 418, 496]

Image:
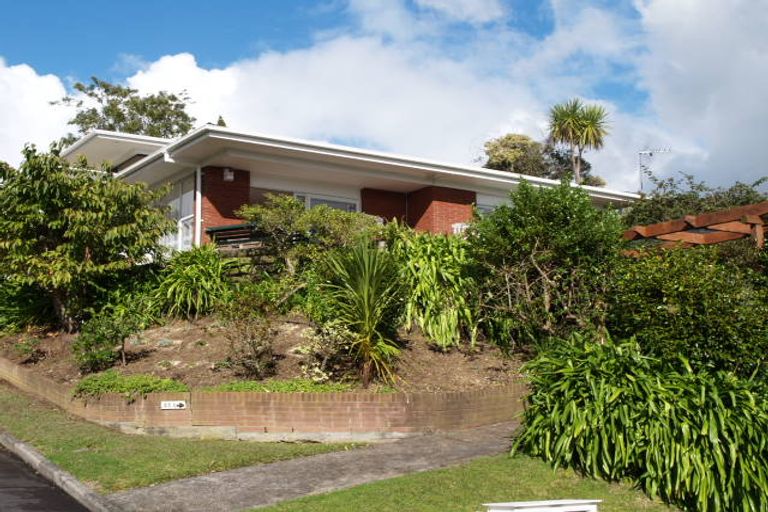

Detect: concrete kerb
[0, 430, 121, 512]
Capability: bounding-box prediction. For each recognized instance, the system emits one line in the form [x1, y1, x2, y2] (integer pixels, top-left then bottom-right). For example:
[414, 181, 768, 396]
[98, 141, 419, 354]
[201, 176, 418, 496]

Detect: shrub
[386, 223, 478, 349]
[209, 379, 354, 393]
[220, 284, 277, 379]
[153, 245, 236, 319]
[237, 194, 380, 275]
[512, 335, 768, 512]
[294, 323, 356, 383]
[73, 370, 188, 401]
[73, 312, 141, 372]
[323, 241, 404, 387]
[0, 278, 52, 332]
[469, 180, 623, 348]
[607, 247, 768, 376]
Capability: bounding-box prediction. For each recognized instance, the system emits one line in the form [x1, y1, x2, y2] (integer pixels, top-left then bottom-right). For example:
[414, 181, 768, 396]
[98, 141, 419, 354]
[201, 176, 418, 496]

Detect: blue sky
[1, 1, 766, 191]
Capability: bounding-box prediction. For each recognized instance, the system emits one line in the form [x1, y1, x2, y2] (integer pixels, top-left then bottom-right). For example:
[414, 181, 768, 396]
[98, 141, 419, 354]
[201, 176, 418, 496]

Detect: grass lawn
[0, 382, 357, 493]
[262, 454, 676, 512]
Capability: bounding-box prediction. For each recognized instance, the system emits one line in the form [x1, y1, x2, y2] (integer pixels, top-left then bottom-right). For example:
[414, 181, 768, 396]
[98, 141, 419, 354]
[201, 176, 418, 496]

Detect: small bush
[220, 284, 277, 379]
[386, 223, 478, 349]
[607, 247, 768, 376]
[73, 370, 188, 401]
[209, 379, 354, 393]
[153, 245, 236, 319]
[73, 313, 141, 373]
[0, 279, 52, 332]
[323, 241, 404, 387]
[513, 335, 768, 512]
[294, 323, 356, 383]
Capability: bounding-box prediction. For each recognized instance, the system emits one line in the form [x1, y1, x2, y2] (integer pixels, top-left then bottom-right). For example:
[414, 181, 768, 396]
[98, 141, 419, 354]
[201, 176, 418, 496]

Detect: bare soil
[0, 316, 523, 392]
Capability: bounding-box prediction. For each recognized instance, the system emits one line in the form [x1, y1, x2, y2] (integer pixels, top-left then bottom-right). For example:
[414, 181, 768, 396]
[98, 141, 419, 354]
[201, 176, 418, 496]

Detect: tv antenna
[638, 148, 672, 193]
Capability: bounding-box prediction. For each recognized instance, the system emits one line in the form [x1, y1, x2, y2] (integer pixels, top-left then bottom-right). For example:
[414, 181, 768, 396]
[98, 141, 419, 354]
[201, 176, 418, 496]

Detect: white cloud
[0, 59, 70, 165]
[414, 0, 506, 24]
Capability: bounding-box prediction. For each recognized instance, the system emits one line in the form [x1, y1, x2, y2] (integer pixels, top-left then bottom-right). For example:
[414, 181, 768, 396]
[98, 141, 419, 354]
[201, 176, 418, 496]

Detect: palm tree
[548, 98, 609, 184]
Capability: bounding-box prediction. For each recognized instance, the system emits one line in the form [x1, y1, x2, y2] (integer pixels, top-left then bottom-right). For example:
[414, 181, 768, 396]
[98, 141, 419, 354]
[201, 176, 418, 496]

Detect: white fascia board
[61, 130, 169, 158]
[116, 125, 640, 204]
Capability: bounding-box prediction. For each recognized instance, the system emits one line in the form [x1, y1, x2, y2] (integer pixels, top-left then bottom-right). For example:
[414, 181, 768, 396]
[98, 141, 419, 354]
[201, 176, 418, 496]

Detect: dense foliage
[548, 98, 609, 185]
[513, 336, 768, 512]
[624, 173, 767, 227]
[323, 241, 404, 387]
[607, 247, 768, 377]
[73, 370, 188, 401]
[0, 145, 173, 331]
[209, 379, 354, 393]
[72, 312, 141, 372]
[0, 279, 52, 333]
[237, 194, 379, 275]
[57, 77, 195, 144]
[152, 245, 236, 319]
[386, 223, 478, 349]
[469, 180, 624, 348]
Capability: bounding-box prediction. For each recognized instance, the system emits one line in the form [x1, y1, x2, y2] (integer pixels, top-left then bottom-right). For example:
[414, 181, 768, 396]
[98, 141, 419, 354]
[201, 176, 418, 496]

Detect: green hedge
[512, 335, 768, 512]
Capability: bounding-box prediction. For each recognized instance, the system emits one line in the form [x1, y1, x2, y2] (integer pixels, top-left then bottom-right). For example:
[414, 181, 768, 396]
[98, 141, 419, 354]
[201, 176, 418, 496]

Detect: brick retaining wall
[0, 356, 526, 442]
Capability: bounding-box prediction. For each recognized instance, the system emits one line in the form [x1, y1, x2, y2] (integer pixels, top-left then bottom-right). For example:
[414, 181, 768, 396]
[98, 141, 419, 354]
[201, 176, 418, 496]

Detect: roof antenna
[637, 148, 672, 193]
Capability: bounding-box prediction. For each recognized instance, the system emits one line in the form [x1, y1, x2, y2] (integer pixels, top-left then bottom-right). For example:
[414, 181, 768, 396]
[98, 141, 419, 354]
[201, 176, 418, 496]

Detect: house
[63, 125, 638, 250]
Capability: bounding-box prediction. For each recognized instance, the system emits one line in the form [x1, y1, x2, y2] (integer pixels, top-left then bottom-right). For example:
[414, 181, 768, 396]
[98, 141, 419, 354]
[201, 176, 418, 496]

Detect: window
[295, 193, 358, 212]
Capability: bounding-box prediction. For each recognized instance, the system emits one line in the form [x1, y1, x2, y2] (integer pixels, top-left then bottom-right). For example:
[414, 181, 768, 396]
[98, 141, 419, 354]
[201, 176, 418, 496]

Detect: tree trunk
[361, 360, 373, 388]
[573, 147, 583, 184]
[51, 291, 76, 333]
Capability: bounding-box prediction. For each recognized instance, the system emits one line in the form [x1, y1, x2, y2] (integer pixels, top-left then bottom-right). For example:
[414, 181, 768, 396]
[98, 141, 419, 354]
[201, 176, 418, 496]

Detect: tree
[216, 115, 227, 127]
[548, 98, 609, 184]
[57, 77, 195, 143]
[0, 145, 174, 331]
[482, 133, 604, 185]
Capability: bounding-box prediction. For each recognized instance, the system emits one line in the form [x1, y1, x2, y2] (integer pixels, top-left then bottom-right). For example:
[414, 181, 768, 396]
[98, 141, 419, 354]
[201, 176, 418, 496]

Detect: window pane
[309, 197, 357, 212]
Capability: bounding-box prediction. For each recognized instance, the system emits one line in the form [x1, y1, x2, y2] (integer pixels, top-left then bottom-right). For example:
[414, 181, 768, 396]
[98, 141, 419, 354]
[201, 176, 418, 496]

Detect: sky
[1, 0, 766, 192]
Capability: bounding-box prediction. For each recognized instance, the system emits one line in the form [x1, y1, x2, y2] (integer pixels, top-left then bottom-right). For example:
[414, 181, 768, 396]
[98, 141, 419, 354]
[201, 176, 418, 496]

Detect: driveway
[0, 447, 87, 512]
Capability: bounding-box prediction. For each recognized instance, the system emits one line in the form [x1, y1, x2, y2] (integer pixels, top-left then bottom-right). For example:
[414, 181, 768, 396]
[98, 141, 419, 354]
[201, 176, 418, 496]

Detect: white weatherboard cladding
[249, 170, 360, 206]
[476, 193, 509, 208]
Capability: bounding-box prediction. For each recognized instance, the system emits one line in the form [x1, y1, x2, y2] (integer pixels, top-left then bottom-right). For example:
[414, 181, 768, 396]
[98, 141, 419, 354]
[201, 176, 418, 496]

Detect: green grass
[0, 382, 357, 493]
[73, 370, 189, 400]
[208, 378, 355, 393]
[261, 454, 676, 512]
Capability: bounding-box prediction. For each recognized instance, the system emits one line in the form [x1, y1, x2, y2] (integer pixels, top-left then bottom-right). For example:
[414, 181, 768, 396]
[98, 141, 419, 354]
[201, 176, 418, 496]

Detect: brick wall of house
[361, 188, 407, 221]
[407, 186, 476, 234]
[201, 166, 251, 242]
[0, 356, 526, 440]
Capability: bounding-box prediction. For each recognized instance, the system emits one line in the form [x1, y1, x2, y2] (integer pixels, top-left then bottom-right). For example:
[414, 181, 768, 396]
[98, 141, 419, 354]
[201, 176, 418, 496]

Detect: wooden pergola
[624, 201, 768, 249]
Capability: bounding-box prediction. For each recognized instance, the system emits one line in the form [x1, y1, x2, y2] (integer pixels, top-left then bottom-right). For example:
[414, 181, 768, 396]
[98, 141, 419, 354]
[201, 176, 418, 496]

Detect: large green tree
[483, 133, 605, 186]
[57, 77, 195, 143]
[548, 98, 609, 184]
[0, 145, 174, 331]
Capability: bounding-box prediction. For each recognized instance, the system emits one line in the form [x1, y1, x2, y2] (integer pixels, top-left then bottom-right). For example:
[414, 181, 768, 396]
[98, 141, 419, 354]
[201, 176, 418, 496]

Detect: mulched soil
[0, 316, 523, 392]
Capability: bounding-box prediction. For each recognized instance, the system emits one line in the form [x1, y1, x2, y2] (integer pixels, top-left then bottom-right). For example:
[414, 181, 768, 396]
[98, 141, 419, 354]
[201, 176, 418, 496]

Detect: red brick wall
[361, 188, 407, 222]
[407, 186, 476, 234]
[0, 356, 526, 438]
[201, 167, 251, 242]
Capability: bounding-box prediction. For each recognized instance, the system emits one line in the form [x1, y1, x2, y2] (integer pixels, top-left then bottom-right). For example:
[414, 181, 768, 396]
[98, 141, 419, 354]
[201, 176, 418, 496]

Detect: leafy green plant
[607, 247, 768, 376]
[0, 146, 173, 331]
[469, 180, 623, 349]
[237, 194, 380, 275]
[209, 379, 354, 393]
[73, 370, 188, 401]
[0, 278, 52, 333]
[386, 223, 478, 349]
[153, 245, 236, 319]
[12, 336, 43, 363]
[513, 335, 768, 512]
[73, 312, 141, 372]
[323, 242, 404, 387]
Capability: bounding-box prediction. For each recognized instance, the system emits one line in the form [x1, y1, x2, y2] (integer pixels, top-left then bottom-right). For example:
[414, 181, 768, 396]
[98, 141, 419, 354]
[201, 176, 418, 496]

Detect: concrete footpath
[0, 447, 88, 512]
[109, 421, 519, 512]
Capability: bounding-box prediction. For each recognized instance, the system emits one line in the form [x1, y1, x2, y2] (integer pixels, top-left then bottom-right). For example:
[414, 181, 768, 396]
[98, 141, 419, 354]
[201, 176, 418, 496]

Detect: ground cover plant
[73, 369, 188, 400]
[513, 335, 768, 512]
[261, 454, 673, 512]
[209, 378, 355, 393]
[0, 382, 355, 492]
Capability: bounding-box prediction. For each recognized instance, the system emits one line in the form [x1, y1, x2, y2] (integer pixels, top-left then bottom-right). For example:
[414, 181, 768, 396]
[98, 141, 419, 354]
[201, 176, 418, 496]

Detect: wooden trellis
[624, 200, 768, 249]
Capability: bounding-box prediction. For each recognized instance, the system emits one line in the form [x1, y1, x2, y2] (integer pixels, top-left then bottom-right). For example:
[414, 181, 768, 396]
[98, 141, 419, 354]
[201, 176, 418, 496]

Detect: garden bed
[0, 315, 523, 393]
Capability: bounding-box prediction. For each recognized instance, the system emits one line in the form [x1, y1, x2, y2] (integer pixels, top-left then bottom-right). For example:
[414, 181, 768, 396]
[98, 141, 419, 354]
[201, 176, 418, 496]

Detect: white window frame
[293, 192, 359, 213]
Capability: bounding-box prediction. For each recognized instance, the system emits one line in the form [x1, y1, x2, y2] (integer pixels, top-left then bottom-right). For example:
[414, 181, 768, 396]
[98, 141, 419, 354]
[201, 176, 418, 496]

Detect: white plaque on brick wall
[160, 400, 187, 410]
